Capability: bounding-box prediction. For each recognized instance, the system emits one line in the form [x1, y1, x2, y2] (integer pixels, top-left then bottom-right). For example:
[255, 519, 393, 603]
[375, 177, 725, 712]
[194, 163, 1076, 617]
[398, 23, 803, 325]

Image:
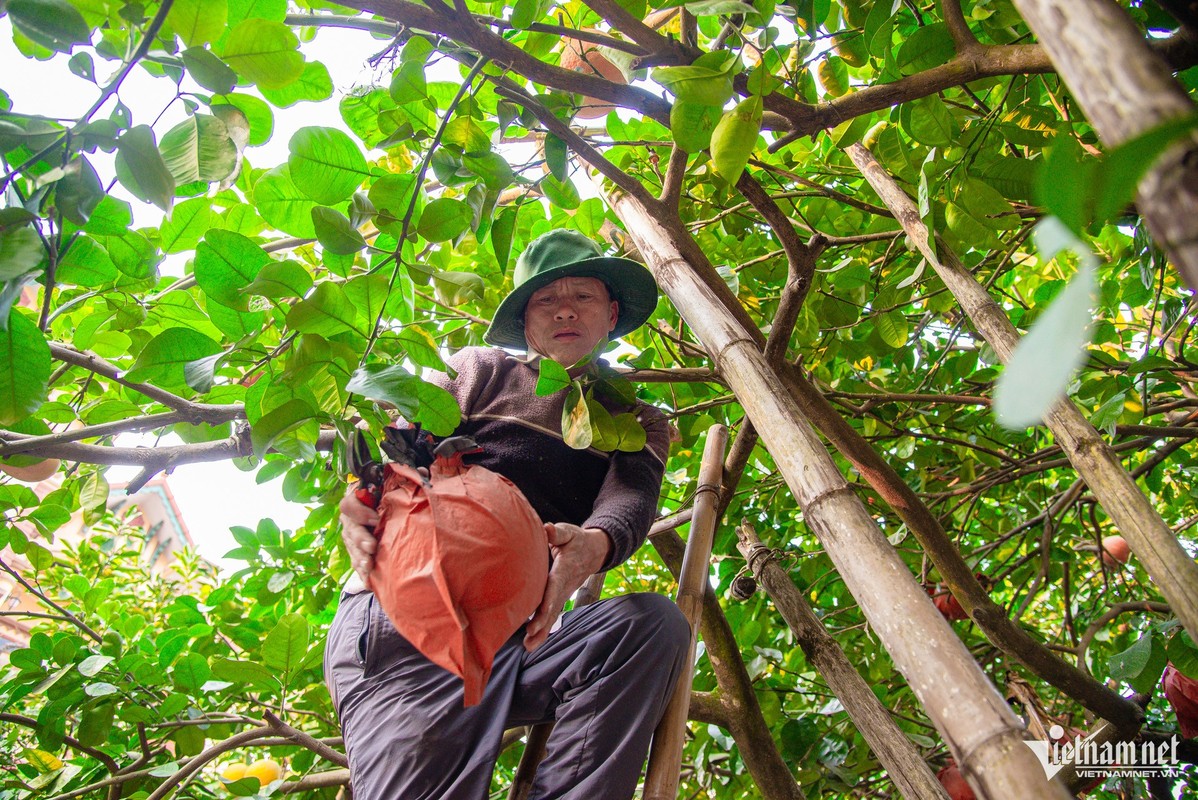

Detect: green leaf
[1167, 631, 1198, 680]
[344, 363, 421, 421]
[195, 230, 271, 310]
[543, 134, 568, 182]
[77, 654, 113, 677]
[342, 274, 388, 332]
[184, 352, 222, 393]
[8, 0, 90, 53]
[172, 652, 211, 693]
[671, 101, 722, 154]
[610, 412, 647, 452]
[211, 657, 277, 686]
[220, 18, 304, 90]
[261, 61, 334, 107]
[540, 174, 580, 211]
[1035, 134, 1096, 236]
[901, 95, 955, 147]
[875, 311, 908, 348]
[181, 47, 237, 94]
[75, 701, 114, 748]
[311, 207, 367, 254]
[1108, 633, 1168, 695]
[1092, 111, 1198, 225]
[711, 95, 762, 184]
[246, 260, 313, 299]
[587, 395, 618, 450]
[115, 126, 175, 213]
[288, 126, 368, 205]
[0, 225, 42, 281]
[217, 95, 274, 147]
[262, 613, 309, 673]
[0, 311, 50, 424]
[286, 281, 363, 337]
[250, 398, 318, 457]
[536, 358, 571, 396]
[895, 22, 954, 74]
[417, 197, 472, 242]
[561, 382, 592, 449]
[124, 328, 223, 389]
[651, 65, 735, 106]
[55, 156, 104, 226]
[684, 0, 757, 15]
[388, 60, 427, 105]
[254, 165, 318, 238]
[491, 205, 516, 274]
[160, 197, 215, 254]
[159, 114, 238, 185]
[994, 218, 1097, 429]
[169, 0, 227, 47]
[410, 380, 461, 436]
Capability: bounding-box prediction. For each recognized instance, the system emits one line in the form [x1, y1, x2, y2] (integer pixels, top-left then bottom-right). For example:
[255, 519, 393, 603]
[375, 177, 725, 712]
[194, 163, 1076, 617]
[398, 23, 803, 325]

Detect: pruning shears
[348, 427, 476, 507]
[348, 430, 386, 510]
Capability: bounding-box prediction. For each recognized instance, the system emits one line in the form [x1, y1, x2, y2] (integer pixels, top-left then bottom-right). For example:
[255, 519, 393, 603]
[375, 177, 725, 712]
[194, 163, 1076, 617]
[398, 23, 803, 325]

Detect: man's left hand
[524, 523, 612, 651]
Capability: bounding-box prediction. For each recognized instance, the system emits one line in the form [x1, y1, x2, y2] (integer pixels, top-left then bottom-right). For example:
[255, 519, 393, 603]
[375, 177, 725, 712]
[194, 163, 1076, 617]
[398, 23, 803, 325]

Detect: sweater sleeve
[583, 403, 671, 570]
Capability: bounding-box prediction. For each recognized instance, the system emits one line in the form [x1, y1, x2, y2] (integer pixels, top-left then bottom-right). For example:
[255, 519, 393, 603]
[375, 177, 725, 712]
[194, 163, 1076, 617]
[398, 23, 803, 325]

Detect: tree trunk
[605, 188, 1070, 800]
[737, 523, 950, 800]
[1011, 0, 1198, 291]
[847, 142, 1198, 647]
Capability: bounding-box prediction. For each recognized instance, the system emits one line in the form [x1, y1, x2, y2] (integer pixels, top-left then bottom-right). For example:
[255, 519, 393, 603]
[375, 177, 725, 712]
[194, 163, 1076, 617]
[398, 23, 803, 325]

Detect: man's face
[522, 276, 619, 369]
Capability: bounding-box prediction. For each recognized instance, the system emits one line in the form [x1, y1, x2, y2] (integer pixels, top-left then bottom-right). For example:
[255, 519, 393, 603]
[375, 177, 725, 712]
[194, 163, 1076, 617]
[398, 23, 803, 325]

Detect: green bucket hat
[484, 230, 658, 351]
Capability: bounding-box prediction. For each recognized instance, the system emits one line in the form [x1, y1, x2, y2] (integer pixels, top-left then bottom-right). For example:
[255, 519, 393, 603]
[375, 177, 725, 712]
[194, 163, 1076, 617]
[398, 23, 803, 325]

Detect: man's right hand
[340, 490, 379, 584]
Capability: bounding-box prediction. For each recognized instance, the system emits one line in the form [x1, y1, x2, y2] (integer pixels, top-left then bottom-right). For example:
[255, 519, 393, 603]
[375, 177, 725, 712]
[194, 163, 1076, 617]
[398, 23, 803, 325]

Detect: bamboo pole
[606, 187, 1070, 800]
[737, 522, 950, 800]
[643, 424, 729, 800]
[1009, 0, 1198, 292]
[846, 142, 1198, 646]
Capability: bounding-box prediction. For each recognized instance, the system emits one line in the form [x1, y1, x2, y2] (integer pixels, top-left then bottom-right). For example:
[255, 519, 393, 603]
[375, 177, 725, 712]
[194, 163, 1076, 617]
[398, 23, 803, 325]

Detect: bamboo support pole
[737, 522, 950, 800]
[1009, 0, 1198, 292]
[847, 141, 1198, 646]
[643, 424, 729, 799]
[606, 187, 1070, 800]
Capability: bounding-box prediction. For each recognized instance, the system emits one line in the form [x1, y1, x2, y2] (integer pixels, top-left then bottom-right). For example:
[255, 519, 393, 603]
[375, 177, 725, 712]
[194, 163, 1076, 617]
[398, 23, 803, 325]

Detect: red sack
[1163, 663, 1198, 738]
[368, 448, 549, 706]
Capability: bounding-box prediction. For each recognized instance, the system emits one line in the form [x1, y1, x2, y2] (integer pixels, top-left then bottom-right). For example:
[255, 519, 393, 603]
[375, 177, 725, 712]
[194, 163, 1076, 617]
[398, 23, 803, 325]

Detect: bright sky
[1, 20, 390, 567]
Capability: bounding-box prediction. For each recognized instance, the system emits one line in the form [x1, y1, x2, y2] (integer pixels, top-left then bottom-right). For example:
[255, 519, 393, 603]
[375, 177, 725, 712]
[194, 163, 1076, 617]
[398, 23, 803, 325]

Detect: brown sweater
[429, 347, 670, 571]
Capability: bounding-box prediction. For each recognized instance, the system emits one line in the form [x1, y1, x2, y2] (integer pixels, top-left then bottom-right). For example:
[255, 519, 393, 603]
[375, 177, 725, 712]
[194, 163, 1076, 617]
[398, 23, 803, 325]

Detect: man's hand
[524, 523, 612, 651]
[340, 490, 380, 584]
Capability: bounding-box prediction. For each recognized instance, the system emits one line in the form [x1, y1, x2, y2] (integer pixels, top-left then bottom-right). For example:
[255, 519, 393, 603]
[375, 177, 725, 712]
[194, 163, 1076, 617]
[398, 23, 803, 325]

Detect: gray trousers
[324, 590, 690, 800]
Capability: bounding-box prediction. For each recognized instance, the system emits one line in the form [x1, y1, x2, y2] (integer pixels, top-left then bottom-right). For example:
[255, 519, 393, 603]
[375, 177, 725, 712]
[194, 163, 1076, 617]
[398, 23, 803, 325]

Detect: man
[325, 229, 689, 799]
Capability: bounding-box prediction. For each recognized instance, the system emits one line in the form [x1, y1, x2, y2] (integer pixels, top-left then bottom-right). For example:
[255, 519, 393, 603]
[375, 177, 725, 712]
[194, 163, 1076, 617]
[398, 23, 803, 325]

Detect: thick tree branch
[0, 407, 245, 458]
[342, 0, 673, 124]
[736, 173, 825, 368]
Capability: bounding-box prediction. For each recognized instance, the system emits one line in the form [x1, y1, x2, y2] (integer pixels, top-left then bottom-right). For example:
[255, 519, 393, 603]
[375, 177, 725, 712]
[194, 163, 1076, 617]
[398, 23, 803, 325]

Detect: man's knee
[617, 592, 690, 655]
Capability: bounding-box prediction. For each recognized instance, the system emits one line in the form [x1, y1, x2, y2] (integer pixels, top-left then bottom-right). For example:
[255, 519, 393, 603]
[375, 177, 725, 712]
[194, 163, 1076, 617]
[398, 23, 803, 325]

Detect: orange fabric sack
[368, 449, 549, 706]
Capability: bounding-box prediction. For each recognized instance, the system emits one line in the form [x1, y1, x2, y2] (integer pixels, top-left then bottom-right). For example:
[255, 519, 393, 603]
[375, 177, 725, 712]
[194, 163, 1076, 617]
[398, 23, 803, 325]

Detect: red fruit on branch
[926, 583, 969, 621]
[936, 759, 976, 800]
[1163, 664, 1198, 738]
[1100, 535, 1131, 566]
[559, 33, 628, 119]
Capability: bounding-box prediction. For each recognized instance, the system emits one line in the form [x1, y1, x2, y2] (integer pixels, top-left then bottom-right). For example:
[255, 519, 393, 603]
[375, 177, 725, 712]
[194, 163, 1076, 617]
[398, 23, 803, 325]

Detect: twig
[0, 558, 101, 642]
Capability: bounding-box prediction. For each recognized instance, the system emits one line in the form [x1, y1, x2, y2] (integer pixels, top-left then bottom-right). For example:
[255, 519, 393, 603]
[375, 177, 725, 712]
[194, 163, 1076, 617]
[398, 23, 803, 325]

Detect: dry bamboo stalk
[606, 187, 1070, 800]
[1009, 0, 1198, 292]
[643, 424, 729, 800]
[737, 522, 950, 800]
[846, 141, 1198, 645]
